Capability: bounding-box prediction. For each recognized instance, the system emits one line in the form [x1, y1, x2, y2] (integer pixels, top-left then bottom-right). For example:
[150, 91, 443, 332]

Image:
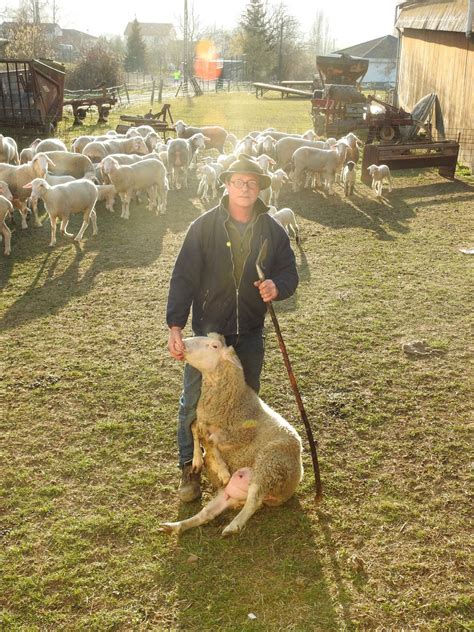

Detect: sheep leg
[17, 202, 29, 229]
[49, 215, 58, 246]
[2, 222, 11, 255]
[387, 176, 393, 192]
[74, 209, 91, 241]
[90, 209, 98, 235]
[160, 490, 240, 535]
[191, 421, 204, 472]
[221, 482, 264, 537]
[119, 193, 128, 219]
[30, 198, 41, 227]
[60, 218, 74, 237]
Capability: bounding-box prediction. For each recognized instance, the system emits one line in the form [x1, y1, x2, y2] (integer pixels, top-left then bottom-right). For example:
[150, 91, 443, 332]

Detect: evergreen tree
[124, 19, 147, 72]
[239, 0, 273, 81]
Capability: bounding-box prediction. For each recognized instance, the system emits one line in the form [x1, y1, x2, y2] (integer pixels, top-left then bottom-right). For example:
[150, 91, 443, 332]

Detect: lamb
[268, 206, 300, 245]
[217, 152, 237, 171]
[270, 169, 289, 206]
[367, 164, 393, 197]
[24, 178, 98, 246]
[235, 135, 257, 156]
[160, 334, 303, 536]
[95, 184, 117, 213]
[82, 136, 148, 162]
[0, 181, 14, 255]
[202, 156, 224, 177]
[197, 163, 218, 203]
[34, 138, 68, 153]
[175, 120, 228, 153]
[291, 141, 351, 195]
[43, 151, 95, 179]
[255, 134, 276, 158]
[167, 133, 209, 190]
[0, 135, 20, 164]
[340, 132, 363, 164]
[144, 131, 160, 152]
[100, 156, 168, 218]
[255, 154, 275, 173]
[0, 153, 52, 228]
[19, 147, 35, 164]
[226, 133, 239, 151]
[342, 161, 357, 197]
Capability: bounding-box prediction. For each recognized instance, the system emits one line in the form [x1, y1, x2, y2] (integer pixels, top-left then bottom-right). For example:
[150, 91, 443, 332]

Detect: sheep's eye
[211, 344, 218, 349]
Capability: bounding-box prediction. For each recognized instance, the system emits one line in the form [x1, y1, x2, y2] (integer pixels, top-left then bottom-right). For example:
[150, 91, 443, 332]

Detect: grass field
[1, 92, 473, 631]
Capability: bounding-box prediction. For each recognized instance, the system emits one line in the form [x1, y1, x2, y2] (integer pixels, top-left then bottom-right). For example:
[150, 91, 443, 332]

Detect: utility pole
[278, 21, 284, 83]
[183, 0, 189, 92]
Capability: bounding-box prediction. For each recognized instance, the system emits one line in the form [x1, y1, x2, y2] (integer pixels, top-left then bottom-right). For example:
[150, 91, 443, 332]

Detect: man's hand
[168, 326, 185, 360]
[254, 279, 279, 303]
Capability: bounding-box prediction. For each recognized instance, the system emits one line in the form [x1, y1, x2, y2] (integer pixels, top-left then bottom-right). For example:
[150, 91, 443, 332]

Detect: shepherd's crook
[256, 239, 322, 500]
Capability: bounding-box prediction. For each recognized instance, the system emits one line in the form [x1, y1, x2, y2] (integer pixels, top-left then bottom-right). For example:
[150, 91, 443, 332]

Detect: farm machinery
[311, 53, 460, 182]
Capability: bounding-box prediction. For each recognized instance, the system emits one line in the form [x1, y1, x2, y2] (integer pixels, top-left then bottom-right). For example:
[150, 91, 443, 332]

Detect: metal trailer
[0, 58, 65, 141]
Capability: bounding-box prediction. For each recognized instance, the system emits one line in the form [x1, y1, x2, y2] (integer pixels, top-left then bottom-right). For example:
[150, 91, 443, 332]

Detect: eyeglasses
[229, 179, 259, 190]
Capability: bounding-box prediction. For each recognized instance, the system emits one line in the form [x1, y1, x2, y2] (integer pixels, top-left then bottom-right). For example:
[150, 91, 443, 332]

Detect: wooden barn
[395, 0, 474, 170]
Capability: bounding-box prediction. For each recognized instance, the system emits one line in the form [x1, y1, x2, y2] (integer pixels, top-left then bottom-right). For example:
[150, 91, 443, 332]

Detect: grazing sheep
[270, 169, 289, 206]
[175, 120, 228, 153]
[100, 157, 168, 218]
[268, 206, 300, 245]
[342, 161, 357, 197]
[0, 153, 53, 228]
[24, 178, 98, 246]
[0, 134, 20, 164]
[160, 334, 303, 536]
[0, 181, 14, 255]
[367, 164, 393, 197]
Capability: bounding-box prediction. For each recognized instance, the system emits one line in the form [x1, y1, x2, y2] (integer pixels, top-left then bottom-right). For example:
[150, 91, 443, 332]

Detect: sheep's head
[100, 157, 119, 175]
[126, 127, 140, 137]
[32, 153, 55, 177]
[367, 164, 378, 175]
[145, 132, 160, 149]
[302, 130, 316, 141]
[132, 137, 149, 155]
[273, 169, 289, 182]
[190, 133, 210, 150]
[174, 120, 186, 136]
[23, 177, 49, 200]
[183, 334, 243, 373]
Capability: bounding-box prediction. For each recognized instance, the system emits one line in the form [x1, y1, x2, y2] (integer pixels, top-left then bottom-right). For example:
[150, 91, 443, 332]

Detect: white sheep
[160, 334, 303, 537]
[167, 133, 209, 190]
[367, 164, 393, 197]
[29, 172, 75, 222]
[342, 161, 357, 197]
[34, 138, 68, 153]
[0, 181, 14, 255]
[0, 153, 53, 228]
[270, 169, 289, 206]
[197, 164, 218, 203]
[275, 136, 330, 170]
[95, 184, 117, 213]
[291, 141, 350, 195]
[217, 153, 237, 171]
[268, 206, 300, 245]
[100, 157, 168, 218]
[0, 134, 19, 164]
[255, 153, 275, 173]
[24, 178, 98, 246]
[82, 136, 148, 163]
[44, 151, 95, 180]
[235, 135, 257, 156]
[175, 120, 228, 153]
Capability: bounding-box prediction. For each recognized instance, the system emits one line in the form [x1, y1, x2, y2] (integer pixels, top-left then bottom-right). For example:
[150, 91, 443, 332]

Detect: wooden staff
[256, 239, 323, 500]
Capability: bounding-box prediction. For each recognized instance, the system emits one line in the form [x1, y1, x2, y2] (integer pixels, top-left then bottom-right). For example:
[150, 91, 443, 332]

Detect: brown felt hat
[219, 154, 271, 190]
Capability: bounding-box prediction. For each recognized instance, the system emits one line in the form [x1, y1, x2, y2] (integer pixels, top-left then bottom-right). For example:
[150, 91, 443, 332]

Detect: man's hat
[219, 154, 271, 190]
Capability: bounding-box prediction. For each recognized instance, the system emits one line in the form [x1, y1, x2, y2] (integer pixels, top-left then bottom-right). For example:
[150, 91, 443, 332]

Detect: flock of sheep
[0, 120, 394, 256]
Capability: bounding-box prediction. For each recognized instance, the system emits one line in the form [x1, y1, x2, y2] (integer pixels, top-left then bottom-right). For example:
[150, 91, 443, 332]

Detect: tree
[307, 10, 336, 58]
[3, 0, 55, 58]
[66, 39, 123, 90]
[238, 0, 273, 81]
[124, 19, 147, 72]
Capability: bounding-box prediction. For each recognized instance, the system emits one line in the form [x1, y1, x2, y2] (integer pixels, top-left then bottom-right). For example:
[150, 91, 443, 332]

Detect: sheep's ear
[203, 136, 211, 142]
[23, 181, 33, 189]
[208, 332, 225, 345]
[45, 156, 56, 167]
[222, 346, 243, 370]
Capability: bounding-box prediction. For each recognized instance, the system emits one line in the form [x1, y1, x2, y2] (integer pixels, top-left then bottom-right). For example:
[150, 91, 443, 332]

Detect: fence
[444, 129, 474, 171]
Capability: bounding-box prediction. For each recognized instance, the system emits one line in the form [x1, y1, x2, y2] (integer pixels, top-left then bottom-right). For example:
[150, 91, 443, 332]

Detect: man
[166, 154, 298, 501]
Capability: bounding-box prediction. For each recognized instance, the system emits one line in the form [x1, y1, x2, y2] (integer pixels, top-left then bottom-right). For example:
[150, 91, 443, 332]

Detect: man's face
[225, 173, 261, 208]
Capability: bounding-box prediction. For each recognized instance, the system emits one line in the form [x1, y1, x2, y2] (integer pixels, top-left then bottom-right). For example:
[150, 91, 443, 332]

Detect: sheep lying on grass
[160, 334, 303, 537]
[367, 164, 393, 197]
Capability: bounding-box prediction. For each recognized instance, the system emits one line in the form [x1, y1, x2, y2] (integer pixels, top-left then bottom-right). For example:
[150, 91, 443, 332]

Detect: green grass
[1, 93, 473, 630]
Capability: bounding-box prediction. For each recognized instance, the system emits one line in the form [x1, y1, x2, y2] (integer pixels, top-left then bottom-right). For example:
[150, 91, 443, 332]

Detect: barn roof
[334, 35, 398, 59]
[396, 0, 470, 33]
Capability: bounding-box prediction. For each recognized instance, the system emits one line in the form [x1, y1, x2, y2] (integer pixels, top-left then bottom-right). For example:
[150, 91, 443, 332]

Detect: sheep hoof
[222, 523, 242, 538]
[159, 522, 181, 536]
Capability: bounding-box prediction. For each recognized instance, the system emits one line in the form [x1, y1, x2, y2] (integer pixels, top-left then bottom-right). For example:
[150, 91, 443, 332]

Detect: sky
[9, 0, 399, 49]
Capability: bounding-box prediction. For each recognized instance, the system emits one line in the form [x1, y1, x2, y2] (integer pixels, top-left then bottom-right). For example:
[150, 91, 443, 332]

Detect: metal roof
[396, 0, 470, 32]
[334, 35, 398, 59]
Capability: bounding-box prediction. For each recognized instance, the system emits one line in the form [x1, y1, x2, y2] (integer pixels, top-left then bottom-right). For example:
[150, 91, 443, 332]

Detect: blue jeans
[177, 331, 265, 467]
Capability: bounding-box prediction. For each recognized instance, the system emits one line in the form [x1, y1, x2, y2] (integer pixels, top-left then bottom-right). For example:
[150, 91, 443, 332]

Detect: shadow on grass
[160, 495, 348, 630]
[0, 194, 202, 331]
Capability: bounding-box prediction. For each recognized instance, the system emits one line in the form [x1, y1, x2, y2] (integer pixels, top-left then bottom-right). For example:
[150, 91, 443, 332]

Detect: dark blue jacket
[166, 195, 298, 336]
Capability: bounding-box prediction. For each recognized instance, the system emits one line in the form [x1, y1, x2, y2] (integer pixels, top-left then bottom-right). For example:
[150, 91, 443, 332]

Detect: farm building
[333, 35, 398, 88]
[395, 0, 474, 170]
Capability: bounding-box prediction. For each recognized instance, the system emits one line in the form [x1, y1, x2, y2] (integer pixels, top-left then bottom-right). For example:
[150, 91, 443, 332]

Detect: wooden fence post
[124, 83, 130, 103]
[151, 79, 155, 105]
[158, 79, 163, 103]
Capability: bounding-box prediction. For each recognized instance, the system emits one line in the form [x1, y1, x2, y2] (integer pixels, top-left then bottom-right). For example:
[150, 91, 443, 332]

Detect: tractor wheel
[380, 126, 396, 141]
